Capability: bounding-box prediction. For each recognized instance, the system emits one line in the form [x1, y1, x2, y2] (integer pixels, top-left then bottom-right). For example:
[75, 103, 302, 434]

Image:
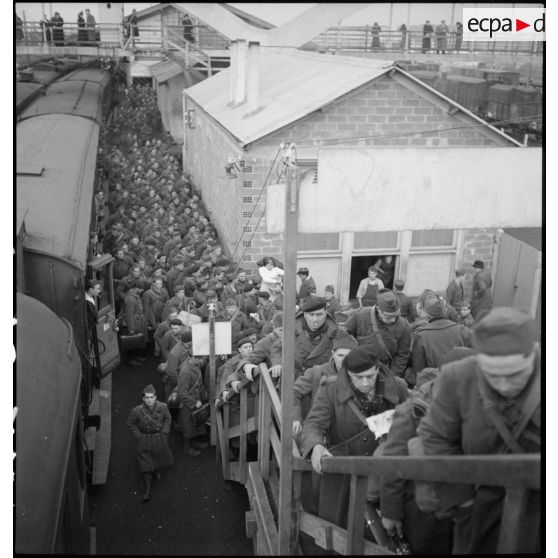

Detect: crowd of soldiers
[98, 83, 539, 553]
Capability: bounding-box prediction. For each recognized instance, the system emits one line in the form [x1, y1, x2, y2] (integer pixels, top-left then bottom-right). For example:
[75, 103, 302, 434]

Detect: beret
[258, 291, 270, 300]
[302, 297, 327, 312]
[424, 296, 445, 318]
[297, 267, 309, 274]
[237, 337, 254, 349]
[393, 279, 405, 289]
[180, 330, 193, 343]
[473, 260, 485, 269]
[272, 312, 283, 327]
[344, 345, 381, 373]
[174, 284, 185, 293]
[376, 290, 400, 313]
[173, 256, 184, 265]
[325, 285, 335, 293]
[472, 307, 537, 356]
[143, 384, 156, 395]
[244, 284, 255, 293]
[169, 318, 183, 326]
[225, 298, 237, 307]
[243, 328, 258, 337]
[332, 329, 358, 351]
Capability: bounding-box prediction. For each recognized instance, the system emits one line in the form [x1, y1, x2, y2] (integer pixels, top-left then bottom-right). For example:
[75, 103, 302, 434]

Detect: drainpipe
[246, 41, 260, 114]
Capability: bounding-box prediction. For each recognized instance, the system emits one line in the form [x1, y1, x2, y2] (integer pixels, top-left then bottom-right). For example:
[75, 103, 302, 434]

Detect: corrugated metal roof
[17, 114, 98, 270]
[185, 50, 393, 145]
[151, 59, 183, 82]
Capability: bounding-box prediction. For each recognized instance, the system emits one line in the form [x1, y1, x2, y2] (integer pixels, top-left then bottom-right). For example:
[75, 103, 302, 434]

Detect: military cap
[258, 291, 270, 300]
[393, 279, 405, 289]
[243, 327, 259, 337]
[297, 267, 310, 275]
[180, 330, 193, 343]
[424, 296, 445, 318]
[206, 289, 217, 299]
[472, 260, 485, 269]
[225, 298, 237, 307]
[473, 307, 537, 356]
[302, 297, 327, 312]
[325, 285, 335, 293]
[142, 384, 156, 395]
[376, 289, 400, 313]
[169, 318, 183, 326]
[173, 256, 184, 265]
[332, 329, 358, 351]
[244, 301, 258, 315]
[174, 284, 185, 294]
[244, 284, 255, 293]
[344, 345, 381, 373]
[459, 301, 471, 309]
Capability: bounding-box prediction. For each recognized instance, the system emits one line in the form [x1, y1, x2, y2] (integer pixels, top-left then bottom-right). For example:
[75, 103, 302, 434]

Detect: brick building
[183, 48, 521, 302]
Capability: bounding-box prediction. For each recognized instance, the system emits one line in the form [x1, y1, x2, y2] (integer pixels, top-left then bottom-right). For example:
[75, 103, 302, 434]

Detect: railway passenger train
[15, 63, 118, 553]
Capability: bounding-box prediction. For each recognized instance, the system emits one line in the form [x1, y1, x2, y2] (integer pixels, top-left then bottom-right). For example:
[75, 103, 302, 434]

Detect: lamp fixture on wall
[224, 156, 245, 178]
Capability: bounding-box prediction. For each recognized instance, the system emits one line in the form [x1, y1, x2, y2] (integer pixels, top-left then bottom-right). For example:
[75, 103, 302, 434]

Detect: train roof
[16, 114, 98, 270]
[58, 66, 112, 86]
[19, 79, 106, 123]
[15, 293, 82, 554]
[15, 82, 44, 112]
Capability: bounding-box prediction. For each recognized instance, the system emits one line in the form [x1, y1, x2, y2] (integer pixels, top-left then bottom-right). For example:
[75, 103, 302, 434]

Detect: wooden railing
[215, 362, 541, 555]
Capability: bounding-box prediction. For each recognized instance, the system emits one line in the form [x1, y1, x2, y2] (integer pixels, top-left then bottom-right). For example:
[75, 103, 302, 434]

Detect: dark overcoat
[176, 358, 207, 439]
[446, 279, 464, 311]
[127, 401, 174, 472]
[298, 276, 317, 302]
[343, 306, 412, 377]
[301, 366, 409, 526]
[292, 359, 337, 422]
[417, 353, 540, 554]
[270, 313, 338, 376]
[142, 286, 169, 327]
[412, 317, 472, 373]
[471, 269, 493, 318]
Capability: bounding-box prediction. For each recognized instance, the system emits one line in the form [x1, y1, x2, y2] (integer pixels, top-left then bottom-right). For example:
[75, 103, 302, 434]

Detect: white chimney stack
[246, 41, 260, 114]
[234, 39, 248, 105]
[229, 40, 237, 105]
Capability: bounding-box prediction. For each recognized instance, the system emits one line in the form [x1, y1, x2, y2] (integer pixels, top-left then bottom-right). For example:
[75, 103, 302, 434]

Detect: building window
[298, 233, 340, 252]
[411, 229, 455, 247]
[243, 166, 253, 173]
[242, 196, 253, 204]
[242, 254, 252, 262]
[243, 226, 252, 233]
[243, 180, 253, 188]
[243, 211, 252, 218]
[243, 240, 252, 247]
[354, 231, 399, 250]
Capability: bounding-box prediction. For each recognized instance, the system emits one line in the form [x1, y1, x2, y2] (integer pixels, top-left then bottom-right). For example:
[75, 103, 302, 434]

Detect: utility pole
[208, 302, 217, 445]
[277, 143, 298, 555]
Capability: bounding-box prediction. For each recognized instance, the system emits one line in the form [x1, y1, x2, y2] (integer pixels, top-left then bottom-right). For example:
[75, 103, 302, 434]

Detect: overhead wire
[290, 113, 543, 147]
[231, 145, 282, 266]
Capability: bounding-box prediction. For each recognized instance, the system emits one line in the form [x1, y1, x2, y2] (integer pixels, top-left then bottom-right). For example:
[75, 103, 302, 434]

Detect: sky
[15, 2, 543, 28]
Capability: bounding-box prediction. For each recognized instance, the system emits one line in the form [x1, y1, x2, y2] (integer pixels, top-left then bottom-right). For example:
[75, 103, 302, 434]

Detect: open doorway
[349, 255, 398, 300]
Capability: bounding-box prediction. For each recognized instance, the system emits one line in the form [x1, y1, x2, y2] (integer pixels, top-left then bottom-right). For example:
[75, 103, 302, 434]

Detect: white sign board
[191, 322, 232, 356]
[266, 148, 542, 233]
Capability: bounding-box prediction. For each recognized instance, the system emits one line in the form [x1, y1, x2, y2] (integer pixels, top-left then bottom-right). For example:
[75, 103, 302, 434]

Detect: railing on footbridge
[215, 363, 541, 555]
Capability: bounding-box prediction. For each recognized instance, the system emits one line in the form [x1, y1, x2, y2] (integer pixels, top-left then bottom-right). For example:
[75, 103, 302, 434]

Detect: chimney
[234, 39, 247, 105]
[229, 40, 237, 105]
[246, 41, 260, 114]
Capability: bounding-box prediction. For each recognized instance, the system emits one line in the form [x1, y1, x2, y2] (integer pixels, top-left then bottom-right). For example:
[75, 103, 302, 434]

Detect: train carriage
[15, 293, 90, 554]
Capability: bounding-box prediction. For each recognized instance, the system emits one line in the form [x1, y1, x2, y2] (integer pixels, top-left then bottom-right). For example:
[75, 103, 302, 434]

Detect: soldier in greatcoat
[126, 385, 173, 502]
[470, 260, 493, 318]
[301, 345, 409, 527]
[417, 307, 540, 554]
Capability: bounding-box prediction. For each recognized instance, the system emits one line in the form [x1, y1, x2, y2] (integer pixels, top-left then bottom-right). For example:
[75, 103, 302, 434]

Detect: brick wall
[460, 228, 497, 298]
[185, 75, 512, 279]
